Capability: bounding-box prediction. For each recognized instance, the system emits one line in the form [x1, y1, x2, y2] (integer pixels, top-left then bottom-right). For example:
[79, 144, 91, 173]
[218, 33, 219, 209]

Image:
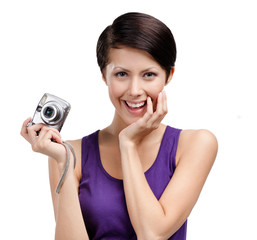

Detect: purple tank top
[79, 126, 187, 239]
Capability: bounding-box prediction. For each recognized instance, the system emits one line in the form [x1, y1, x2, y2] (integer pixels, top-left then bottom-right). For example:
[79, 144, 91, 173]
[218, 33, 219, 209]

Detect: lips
[122, 100, 147, 115]
[125, 100, 146, 109]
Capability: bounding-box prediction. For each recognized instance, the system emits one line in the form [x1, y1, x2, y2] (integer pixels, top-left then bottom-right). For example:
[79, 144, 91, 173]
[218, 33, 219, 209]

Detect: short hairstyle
[96, 12, 177, 79]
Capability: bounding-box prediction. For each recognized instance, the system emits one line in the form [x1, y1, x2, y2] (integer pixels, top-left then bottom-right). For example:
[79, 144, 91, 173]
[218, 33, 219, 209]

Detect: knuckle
[148, 111, 154, 117]
[138, 122, 145, 129]
[41, 126, 48, 132]
[147, 111, 154, 117]
[156, 111, 162, 118]
[31, 141, 45, 152]
[31, 144, 39, 152]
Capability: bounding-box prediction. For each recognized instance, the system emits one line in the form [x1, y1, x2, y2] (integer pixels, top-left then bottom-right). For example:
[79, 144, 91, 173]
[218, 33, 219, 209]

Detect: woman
[21, 12, 218, 240]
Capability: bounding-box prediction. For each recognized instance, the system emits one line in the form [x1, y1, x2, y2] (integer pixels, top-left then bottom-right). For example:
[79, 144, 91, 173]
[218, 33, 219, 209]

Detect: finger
[20, 117, 32, 138]
[141, 97, 153, 123]
[148, 92, 166, 126]
[23, 117, 32, 127]
[40, 128, 62, 144]
[31, 128, 63, 154]
[162, 90, 168, 113]
[48, 128, 62, 143]
[38, 126, 62, 144]
[156, 91, 168, 115]
[27, 123, 45, 139]
[147, 96, 153, 115]
[38, 125, 61, 137]
[152, 91, 163, 119]
[156, 91, 163, 113]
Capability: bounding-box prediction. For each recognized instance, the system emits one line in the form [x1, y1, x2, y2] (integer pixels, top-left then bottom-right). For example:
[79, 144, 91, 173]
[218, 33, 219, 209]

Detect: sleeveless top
[79, 126, 187, 240]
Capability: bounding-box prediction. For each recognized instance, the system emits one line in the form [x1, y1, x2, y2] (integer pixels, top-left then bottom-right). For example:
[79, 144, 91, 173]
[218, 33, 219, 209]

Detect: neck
[106, 111, 129, 136]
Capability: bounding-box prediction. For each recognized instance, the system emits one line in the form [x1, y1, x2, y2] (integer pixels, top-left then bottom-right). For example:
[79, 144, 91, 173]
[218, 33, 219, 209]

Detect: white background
[1, 0, 256, 239]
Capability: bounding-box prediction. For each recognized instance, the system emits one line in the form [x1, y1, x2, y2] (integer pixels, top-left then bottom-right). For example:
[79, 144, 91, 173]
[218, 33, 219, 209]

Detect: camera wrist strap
[55, 141, 77, 194]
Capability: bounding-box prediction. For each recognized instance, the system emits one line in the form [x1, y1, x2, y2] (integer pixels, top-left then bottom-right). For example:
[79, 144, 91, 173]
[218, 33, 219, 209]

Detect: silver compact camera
[28, 93, 71, 132]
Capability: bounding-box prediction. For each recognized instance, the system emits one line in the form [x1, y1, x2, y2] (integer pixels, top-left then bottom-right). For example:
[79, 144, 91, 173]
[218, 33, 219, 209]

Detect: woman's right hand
[20, 117, 66, 165]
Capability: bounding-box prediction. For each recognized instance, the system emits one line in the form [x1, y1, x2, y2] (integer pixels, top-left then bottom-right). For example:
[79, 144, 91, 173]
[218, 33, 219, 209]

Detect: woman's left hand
[119, 91, 167, 146]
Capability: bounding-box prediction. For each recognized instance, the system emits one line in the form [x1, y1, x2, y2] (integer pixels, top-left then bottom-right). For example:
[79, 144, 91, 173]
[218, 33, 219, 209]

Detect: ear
[165, 67, 175, 86]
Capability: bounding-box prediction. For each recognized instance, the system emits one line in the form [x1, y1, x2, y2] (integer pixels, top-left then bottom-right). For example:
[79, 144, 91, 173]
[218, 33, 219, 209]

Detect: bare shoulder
[159, 130, 218, 226]
[179, 129, 218, 148]
[176, 129, 218, 166]
[66, 139, 82, 154]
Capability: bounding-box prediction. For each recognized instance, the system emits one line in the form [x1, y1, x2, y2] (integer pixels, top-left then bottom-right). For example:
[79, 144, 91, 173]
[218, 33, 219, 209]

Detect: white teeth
[126, 101, 145, 108]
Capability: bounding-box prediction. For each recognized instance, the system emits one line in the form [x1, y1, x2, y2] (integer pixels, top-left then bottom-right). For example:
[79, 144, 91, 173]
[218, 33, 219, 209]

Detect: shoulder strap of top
[164, 126, 182, 171]
[81, 130, 100, 169]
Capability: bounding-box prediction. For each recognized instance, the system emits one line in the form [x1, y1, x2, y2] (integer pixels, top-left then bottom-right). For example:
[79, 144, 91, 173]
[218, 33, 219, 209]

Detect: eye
[116, 72, 127, 78]
[143, 72, 157, 78]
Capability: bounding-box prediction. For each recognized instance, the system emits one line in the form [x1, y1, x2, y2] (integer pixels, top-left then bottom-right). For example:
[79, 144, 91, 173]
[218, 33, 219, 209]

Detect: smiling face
[103, 46, 173, 127]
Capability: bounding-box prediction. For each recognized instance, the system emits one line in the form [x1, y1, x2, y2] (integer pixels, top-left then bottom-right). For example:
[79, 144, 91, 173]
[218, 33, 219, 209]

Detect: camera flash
[40, 94, 47, 105]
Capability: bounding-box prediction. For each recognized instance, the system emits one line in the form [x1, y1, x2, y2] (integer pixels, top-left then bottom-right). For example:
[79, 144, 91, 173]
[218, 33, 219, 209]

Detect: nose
[128, 77, 143, 97]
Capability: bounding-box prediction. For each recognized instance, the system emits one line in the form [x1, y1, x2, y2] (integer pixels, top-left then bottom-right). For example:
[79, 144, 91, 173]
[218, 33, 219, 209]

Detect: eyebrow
[113, 66, 131, 72]
[142, 67, 159, 72]
[113, 66, 159, 73]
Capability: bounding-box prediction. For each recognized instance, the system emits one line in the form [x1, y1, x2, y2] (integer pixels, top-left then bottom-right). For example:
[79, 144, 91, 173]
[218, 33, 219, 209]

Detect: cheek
[108, 82, 125, 101]
[147, 85, 165, 107]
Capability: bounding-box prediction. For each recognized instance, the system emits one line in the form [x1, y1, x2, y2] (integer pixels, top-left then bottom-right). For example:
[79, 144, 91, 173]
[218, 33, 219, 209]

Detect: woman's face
[103, 46, 172, 126]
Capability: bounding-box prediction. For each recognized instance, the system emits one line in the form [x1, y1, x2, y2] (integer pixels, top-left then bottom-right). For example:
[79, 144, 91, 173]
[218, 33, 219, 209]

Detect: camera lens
[41, 102, 62, 124]
[43, 106, 55, 118]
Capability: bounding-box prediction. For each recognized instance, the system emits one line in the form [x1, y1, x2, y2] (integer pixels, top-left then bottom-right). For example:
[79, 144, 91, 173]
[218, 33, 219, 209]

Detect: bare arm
[120, 129, 217, 239]
[49, 140, 89, 240]
[21, 118, 89, 240]
[118, 92, 218, 239]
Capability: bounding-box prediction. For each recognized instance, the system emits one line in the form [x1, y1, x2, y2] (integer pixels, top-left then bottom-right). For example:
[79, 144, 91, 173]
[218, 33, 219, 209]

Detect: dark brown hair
[96, 12, 177, 79]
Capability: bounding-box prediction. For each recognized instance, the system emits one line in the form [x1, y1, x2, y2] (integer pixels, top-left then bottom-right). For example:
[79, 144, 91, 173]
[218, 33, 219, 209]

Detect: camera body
[28, 93, 71, 132]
